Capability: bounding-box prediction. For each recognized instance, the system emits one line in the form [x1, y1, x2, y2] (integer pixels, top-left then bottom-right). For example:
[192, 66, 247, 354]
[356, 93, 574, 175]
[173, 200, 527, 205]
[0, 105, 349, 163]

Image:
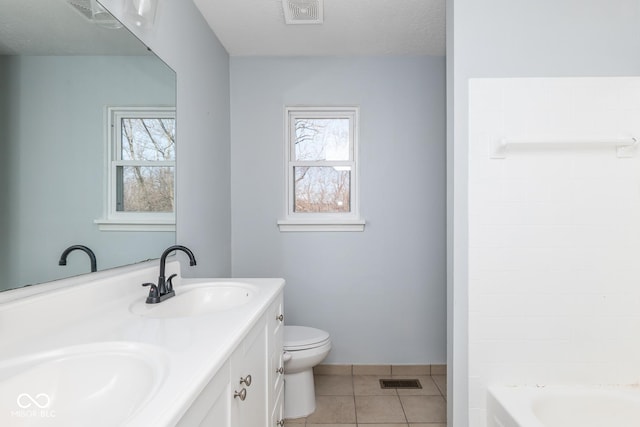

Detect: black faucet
[58, 245, 97, 273]
[143, 245, 197, 304]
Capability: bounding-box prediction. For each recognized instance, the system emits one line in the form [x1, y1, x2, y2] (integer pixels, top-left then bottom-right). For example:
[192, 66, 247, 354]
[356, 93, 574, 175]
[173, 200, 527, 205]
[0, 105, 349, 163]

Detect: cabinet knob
[276, 314, 284, 322]
[233, 388, 247, 401]
[240, 374, 252, 387]
[277, 420, 285, 426]
[276, 367, 284, 375]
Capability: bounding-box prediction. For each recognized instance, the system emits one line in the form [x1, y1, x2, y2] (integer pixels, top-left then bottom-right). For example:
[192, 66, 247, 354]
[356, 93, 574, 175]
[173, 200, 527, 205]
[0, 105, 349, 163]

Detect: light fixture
[123, 0, 159, 29]
[90, 0, 123, 29]
[66, 0, 122, 29]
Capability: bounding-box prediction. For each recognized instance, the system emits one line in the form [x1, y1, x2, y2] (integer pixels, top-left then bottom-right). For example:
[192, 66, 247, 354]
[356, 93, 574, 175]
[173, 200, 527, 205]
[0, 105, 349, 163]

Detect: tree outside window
[118, 116, 175, 213]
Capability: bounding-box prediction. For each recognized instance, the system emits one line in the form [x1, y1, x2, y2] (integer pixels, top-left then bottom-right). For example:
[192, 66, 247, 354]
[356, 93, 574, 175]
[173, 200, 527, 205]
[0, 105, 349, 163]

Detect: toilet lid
[284, 326, 330, 350]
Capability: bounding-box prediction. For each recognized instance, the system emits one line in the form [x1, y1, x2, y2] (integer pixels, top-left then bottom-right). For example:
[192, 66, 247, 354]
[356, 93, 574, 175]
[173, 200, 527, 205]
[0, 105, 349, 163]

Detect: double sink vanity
[0, 258, 285, 426]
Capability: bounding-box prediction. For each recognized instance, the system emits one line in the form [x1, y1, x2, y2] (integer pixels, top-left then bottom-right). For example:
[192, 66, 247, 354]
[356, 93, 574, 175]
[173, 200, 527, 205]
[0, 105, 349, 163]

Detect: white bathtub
[488, 385, 640, 427]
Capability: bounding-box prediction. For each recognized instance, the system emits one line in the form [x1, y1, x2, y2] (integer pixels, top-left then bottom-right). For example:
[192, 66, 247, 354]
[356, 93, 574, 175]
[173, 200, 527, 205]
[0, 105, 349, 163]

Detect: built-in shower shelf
[489, 136, 638, 159]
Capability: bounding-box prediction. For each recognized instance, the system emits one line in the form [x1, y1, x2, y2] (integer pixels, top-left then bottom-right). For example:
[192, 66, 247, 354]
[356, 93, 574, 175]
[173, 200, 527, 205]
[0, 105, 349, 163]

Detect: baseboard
[313, 364, 446, 376]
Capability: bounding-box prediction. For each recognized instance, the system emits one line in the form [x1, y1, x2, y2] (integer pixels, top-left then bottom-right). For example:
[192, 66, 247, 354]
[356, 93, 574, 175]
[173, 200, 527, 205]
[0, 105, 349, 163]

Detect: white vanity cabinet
[177, 292, 284, 427]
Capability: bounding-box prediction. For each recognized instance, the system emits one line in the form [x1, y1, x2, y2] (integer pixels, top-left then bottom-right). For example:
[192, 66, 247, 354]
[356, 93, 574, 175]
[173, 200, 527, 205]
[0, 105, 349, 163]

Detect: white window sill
[94, 219, 175, 232]
[277, 219, 366, 232]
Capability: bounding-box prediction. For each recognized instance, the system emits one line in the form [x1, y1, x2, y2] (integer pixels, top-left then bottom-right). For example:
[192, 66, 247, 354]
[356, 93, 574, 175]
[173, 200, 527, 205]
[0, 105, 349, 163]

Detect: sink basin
[130, 282, 258, 318]
[0, 342, 167, 426]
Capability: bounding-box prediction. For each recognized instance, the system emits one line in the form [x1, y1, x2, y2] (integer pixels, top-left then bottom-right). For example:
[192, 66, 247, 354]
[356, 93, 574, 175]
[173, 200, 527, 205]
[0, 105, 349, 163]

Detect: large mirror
[0, 0, 176, 291]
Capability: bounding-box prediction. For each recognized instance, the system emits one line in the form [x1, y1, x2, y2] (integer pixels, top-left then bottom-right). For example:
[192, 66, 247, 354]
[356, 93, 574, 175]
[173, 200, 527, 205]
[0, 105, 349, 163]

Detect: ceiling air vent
[282, 0, 323, 25]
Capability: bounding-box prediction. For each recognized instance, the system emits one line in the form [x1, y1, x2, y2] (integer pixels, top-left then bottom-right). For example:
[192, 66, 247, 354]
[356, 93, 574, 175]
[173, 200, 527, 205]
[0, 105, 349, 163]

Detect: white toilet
[283, 325, 331, 419]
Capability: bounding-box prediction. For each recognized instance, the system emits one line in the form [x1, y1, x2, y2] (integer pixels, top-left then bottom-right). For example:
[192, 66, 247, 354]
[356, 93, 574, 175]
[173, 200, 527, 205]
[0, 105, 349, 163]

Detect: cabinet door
[199, 380, 231, 427]
[271, 383, 285, 427]
[231, 318, 268, 426]
[176, 360, 231, 427]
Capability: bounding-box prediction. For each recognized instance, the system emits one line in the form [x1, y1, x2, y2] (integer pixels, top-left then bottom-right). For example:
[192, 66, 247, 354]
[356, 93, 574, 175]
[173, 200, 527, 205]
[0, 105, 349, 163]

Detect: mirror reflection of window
[107, 106, 177, 224]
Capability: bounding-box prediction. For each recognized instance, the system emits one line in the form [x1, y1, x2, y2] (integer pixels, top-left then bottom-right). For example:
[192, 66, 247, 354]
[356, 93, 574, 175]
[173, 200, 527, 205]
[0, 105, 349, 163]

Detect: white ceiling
[193, 0, 446, 57]
[1, 0, 446, 57]
[0, 0, 149, 55]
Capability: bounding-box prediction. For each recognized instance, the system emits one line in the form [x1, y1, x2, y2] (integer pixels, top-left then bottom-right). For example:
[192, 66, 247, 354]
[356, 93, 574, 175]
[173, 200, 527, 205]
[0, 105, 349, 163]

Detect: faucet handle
[166, 274, 178, 293]
[142, 282, 159, 299]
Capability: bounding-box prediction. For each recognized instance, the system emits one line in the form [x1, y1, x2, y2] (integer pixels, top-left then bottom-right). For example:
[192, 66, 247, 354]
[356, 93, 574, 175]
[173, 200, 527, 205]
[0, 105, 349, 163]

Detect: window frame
[95, 106, 176, 232]
[278, 106, 365, 232]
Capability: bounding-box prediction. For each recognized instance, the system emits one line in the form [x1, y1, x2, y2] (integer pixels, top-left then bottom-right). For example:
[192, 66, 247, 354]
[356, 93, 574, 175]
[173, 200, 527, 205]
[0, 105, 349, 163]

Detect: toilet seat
[284, 326, 330, 351]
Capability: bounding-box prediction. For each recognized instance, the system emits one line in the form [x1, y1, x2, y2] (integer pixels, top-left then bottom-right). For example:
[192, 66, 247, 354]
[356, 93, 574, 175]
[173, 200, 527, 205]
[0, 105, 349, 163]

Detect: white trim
[277, 219, 365, 232]
[94, 218, 175, 232]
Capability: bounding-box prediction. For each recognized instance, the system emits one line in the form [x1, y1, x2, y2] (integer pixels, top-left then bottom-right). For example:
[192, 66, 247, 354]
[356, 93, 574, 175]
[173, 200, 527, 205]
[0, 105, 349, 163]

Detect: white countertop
[0, 260, 285, 426]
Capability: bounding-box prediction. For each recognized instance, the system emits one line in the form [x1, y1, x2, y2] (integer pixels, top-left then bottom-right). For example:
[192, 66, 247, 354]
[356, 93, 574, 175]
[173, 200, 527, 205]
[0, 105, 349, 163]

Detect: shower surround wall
[468, 77, 640, 427]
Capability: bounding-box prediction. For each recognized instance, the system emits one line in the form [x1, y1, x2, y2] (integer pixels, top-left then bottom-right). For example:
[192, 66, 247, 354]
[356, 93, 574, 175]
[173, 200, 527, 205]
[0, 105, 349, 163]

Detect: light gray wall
[2, 55, 174, 290]
[230, 56, 446, 364]
[448, 0, 640, 424]
[101, 0, 232, 277]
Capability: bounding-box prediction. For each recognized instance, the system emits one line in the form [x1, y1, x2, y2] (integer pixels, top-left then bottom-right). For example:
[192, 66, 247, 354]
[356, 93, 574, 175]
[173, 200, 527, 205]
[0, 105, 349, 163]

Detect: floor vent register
[379, 379, 422, 389]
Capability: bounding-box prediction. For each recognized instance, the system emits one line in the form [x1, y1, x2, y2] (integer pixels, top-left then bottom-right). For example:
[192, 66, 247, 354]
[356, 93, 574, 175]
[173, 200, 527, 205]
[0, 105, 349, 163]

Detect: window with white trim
[96, 106, 176, 231]
[278, 106, 365, 232]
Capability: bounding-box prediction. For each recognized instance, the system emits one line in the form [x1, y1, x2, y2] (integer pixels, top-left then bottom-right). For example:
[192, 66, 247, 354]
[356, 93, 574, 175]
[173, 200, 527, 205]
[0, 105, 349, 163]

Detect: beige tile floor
[284, 369, 447, 427]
